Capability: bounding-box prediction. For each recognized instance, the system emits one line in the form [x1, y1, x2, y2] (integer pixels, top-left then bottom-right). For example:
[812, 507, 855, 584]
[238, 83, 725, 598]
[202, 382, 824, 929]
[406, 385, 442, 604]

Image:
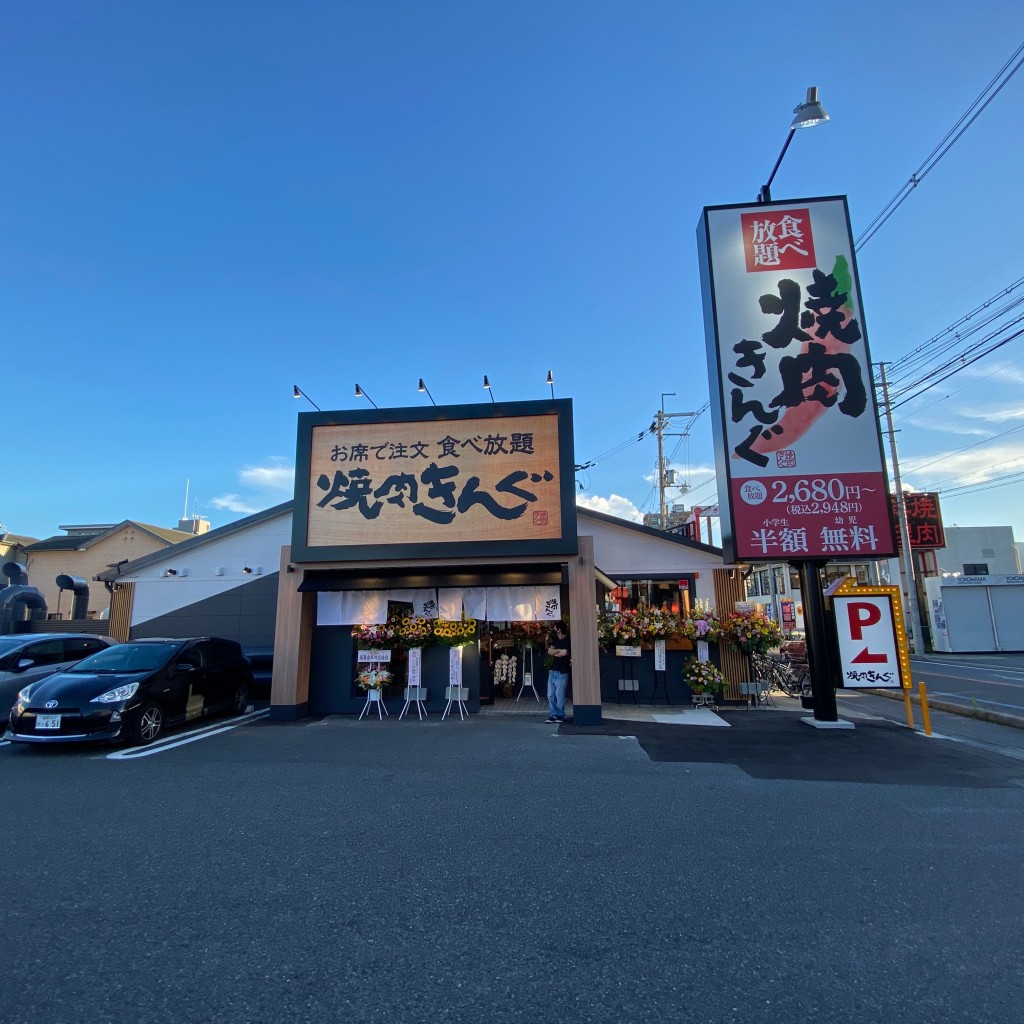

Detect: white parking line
[106, 708, 269, 760]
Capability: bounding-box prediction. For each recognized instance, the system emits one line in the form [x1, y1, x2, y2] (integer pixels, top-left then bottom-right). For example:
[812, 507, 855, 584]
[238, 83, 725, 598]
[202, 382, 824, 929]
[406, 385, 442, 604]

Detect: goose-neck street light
[757, 86, 830, 204]
[354, 384, 378, 409]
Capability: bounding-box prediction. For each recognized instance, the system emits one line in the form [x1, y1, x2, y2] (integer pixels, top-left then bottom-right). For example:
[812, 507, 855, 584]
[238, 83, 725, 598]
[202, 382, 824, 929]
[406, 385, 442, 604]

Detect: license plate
[36, 714, 61, 730]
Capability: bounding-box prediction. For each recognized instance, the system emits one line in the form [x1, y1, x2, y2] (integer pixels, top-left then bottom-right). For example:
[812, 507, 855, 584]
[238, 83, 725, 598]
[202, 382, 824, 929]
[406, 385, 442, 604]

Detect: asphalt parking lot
[3, 710, 1023, 1024]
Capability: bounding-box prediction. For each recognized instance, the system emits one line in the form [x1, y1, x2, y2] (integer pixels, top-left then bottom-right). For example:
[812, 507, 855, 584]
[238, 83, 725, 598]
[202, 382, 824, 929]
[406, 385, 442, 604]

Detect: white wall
[120, 512, 292, 626]
[580, 517, 723, 606]
[115, 507, 726, 627]
[925, 574, 1024, 653]
[936, 526, 1019, 576]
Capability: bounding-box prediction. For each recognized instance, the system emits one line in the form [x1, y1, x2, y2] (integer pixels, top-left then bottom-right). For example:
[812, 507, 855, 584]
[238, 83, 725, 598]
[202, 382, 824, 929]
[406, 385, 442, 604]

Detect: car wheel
[231, 683, 249, 716]
[129, 702, 164, 745]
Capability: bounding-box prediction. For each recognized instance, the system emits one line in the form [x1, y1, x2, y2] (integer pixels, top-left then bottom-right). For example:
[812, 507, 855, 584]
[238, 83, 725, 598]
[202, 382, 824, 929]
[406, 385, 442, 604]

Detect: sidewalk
[560, 703, 1024, 786]
[482, 688, 1024, 764]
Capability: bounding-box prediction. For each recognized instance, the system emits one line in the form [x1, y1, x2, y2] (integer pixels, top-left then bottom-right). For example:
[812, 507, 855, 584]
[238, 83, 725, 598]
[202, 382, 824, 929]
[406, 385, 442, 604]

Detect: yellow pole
[901, 685, 915, 730]
[918, 682, 932, 736]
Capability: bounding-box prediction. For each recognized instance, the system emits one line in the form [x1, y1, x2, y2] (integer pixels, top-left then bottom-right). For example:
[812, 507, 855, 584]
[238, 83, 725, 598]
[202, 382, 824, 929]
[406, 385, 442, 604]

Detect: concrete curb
[865, 688, 1024, 731]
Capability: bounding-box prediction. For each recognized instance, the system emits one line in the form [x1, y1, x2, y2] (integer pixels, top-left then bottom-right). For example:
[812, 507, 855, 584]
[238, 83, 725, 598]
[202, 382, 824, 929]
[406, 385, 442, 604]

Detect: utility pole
[654, 394, 696, 528]
[878, 362, 924, 654]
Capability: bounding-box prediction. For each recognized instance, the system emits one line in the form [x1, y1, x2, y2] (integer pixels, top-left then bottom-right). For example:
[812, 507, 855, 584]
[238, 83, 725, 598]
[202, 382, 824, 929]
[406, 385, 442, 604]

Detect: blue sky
[3, 1, 1024, 550]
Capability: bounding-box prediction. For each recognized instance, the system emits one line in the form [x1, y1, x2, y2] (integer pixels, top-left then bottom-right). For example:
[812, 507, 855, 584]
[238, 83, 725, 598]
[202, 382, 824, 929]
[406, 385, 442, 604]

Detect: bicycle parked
[750, 651, 812, 699]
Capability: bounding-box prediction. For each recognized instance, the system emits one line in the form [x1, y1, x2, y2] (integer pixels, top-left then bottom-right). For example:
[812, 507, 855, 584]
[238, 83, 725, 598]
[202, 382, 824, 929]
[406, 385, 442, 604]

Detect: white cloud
[961, 362, 1024, 386]
[210, 494, 263, 515]
[238, 457, 295, 492]
[211, 457, 295, 515]
[576, 493, 643, 521]
[902, 416, 991, 437]
[956, 402, 1024, 424]
[903, 441, 1024, 489]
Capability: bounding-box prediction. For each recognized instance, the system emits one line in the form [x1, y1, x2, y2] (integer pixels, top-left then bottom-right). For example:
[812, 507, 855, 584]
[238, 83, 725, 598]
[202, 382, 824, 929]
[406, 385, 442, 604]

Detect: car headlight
[90, 682, 140, 704]
[16, 684, 37, 704]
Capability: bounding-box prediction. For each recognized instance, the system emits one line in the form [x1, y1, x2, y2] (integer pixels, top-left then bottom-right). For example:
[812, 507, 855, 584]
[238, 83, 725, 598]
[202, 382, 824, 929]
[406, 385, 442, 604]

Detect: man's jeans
[547, 669, 568, 719]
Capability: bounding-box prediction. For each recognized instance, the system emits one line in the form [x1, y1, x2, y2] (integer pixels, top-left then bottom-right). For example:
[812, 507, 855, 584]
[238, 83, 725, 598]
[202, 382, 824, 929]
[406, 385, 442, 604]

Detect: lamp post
[417, 378, 437, 406]
[482, 374, 495, 402]
[757, 87, 830, 204]
[756, 86, 836, 721]
[354, 384, 378, 409]
[292, 385, 321, 411]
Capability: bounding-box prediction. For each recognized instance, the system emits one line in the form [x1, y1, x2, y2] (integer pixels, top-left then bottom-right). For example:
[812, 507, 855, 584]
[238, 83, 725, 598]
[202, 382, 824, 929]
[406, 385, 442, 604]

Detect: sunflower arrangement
[432, 617, 478, 647]
[395, 616, 433, 648]
[682, 658, 727, 694]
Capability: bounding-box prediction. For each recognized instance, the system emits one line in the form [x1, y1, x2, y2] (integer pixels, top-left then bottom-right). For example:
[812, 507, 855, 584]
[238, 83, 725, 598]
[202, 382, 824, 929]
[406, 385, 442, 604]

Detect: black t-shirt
[550, 633, 571, 673]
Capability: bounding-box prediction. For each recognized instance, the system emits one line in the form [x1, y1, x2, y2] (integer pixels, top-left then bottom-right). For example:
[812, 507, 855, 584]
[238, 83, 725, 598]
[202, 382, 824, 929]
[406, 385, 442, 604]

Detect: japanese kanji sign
[697, 196, 897, 562]
[890, 491, 945, 550]
[291, 399, 577, 562]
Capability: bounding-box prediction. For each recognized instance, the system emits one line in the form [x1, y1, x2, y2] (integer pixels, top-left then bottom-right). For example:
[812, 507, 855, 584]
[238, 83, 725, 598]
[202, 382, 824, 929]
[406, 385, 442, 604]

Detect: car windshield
[69, 643, 178, 673]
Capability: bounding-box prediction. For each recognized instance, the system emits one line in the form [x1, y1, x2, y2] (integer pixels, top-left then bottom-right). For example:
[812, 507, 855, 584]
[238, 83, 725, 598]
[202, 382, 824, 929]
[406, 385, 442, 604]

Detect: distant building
[882, 525, 1020, 580]
[24, 521, 196, 619]
[0, 529, 38, 569]
[744, 559, 879, 633]
[935, 526, 1021, 576]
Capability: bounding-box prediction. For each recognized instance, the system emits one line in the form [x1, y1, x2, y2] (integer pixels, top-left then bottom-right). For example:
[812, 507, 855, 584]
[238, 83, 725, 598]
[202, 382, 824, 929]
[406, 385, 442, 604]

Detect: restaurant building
[101, 400, 744, 722]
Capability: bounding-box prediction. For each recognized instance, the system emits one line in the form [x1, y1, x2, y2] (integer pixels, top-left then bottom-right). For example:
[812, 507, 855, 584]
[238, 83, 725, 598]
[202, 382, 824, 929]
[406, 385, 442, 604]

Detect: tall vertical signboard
[697, 197, 896, 564]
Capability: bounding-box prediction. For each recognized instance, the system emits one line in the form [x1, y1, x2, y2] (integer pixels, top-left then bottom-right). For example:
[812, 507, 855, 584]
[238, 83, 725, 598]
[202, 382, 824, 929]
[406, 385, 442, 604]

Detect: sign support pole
[878, 362, 924, 654]
[797, 559, 839, 722]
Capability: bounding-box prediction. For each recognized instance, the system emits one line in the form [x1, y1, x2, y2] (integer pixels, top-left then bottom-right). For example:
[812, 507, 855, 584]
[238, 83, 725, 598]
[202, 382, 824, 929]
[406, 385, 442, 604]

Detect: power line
[575, 424, 654, 472]
[885, 300, 1024, 393]
[889, 324, 1024, 411]
[885, 280, 1024, 385]
[855, 40, 1024, 250]
[893, 353, 1024, 425]
[927, 450, 1024, 492]
[901, 421, 1024, 475]
[939, 467, 1024, 498]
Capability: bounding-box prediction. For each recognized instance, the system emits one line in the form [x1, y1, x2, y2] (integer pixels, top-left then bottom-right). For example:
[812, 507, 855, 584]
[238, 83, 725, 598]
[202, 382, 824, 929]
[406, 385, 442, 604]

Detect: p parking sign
[832, 578, 910, 689]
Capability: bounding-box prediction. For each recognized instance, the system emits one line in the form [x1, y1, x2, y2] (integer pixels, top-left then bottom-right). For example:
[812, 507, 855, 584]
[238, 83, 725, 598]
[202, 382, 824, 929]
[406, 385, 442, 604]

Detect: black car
[6, 637, 254, 746]
[0, 633, 117, 713]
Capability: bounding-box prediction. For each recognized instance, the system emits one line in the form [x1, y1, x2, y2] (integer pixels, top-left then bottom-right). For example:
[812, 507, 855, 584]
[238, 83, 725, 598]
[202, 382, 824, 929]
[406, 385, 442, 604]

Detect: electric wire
[888, 324, 1024, 411]
[891, 353, 1024, 425]
[900, 421, 1024, 476]
[939, 466, 1024, 498]
[925, 451, 1024, 492]
[855, 40, 1024, 250]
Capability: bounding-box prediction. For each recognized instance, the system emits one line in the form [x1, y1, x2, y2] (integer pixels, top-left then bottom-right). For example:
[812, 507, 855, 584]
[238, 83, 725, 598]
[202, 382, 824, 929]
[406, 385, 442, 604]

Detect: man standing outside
[545, 622, 570, 724]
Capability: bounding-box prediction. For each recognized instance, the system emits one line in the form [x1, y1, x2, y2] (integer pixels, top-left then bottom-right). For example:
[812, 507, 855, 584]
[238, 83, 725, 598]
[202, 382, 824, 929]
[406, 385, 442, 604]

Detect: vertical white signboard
[697, 196, 896, 563]
[834, 594, 905, 688]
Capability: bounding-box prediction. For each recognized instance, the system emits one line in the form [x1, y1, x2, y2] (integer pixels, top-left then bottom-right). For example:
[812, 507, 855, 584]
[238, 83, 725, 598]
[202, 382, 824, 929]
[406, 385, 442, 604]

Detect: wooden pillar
[712, 568, 749, 701]
[568, 535, 601, 725]
[270, 545, 315, 720]
[107, 582, 134, 642]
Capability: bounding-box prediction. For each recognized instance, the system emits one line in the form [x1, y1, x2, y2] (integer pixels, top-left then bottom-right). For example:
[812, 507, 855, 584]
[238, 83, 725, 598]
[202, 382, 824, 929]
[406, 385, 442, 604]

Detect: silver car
[0, 634, 117, 712]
